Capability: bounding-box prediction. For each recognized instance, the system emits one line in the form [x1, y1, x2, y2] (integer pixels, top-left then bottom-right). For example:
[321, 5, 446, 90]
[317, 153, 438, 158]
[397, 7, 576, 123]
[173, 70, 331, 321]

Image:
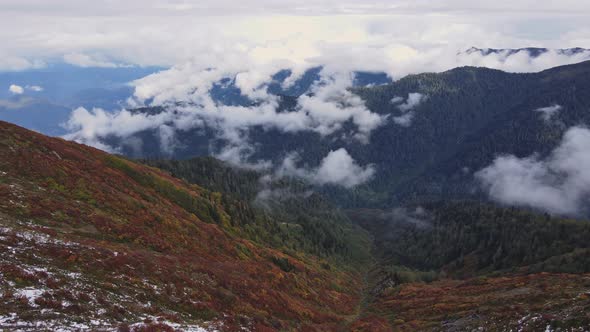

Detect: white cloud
[392, 112, 414, 127]
[378, 207, 433, 229]
[476, 126, 590, 216]
[397, 93, 425, 111]
[26, 85, 43, 92]
[215, 144, 273, 170]
[295, 72, 387, 140]
[314, 148, 375, 187]
[63, 53, 121, 68]
[390, 96, 404, 104]
[2, 1, 590, 19]
[392, 92, 426, 126]
[0, 54, 45, 71]
[63, 107, 180, 152]
[534, 104, 562, 123]
[278, 148, 374, 187]
[157, 125, 179, 156]
[0, 1, 589, 74]
[8, 84, 24, 94]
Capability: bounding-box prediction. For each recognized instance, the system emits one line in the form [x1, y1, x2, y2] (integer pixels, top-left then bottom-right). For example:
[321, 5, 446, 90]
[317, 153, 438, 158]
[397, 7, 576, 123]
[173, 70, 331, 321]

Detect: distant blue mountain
[0, 96, 71, 136]
[0, 64, 164, 135]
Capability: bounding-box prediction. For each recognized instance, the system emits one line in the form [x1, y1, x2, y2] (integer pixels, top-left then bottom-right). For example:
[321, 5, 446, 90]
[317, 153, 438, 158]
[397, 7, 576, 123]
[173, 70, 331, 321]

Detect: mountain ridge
[107, 60, 590, 211]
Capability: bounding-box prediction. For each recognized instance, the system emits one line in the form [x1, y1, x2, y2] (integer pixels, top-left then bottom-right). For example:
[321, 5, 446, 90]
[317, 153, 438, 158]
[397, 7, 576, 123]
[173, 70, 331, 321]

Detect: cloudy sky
[13, 0, 583, 156]
[2, 0, 590, 72]
[5, 1, 590, 192]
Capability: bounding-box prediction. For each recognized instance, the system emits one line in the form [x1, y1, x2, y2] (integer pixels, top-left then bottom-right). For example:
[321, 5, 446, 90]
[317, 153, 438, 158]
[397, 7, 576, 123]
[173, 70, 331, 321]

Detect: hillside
[141, 157, 371, 266]
[340, 60, 590, 207]
[348, 203, 590, 331]
[349, 202, 590, 278]
[6, 0, 590, 330]
[0, 121, 364, 331]
[141, 159, 590, 330]
[354, 272, 590, 331]
[2, 120, 590, 331]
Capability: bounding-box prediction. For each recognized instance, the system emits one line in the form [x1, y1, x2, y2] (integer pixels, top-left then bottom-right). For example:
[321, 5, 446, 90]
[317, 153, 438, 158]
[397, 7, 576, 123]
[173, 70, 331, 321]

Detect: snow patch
[15, 287, 44, 306]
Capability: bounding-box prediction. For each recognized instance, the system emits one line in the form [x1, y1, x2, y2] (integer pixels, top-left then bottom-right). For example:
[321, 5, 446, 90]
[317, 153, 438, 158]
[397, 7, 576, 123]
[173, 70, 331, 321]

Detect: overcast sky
[1, 0, 590, 71]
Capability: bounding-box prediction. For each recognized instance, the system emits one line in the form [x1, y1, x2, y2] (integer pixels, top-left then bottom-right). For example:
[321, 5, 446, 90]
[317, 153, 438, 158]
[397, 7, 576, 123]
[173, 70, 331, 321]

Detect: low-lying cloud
[296, 73, 387, 140]
[63, 106, 183, 152]
[391, 92, 426, 127]
[278, 148, 375, 187]
[26, 85, 43, 92]
[476, 126, 590, 216]
[396, 93, 425, 112]
[384, 206, 433, 229]
[535, 104, 562, 123]
[65, 66, 388, 166]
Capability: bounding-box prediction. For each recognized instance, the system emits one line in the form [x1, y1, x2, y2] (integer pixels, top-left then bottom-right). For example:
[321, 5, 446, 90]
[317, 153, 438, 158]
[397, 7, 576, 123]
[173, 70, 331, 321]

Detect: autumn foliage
[0, 121, 361, 331]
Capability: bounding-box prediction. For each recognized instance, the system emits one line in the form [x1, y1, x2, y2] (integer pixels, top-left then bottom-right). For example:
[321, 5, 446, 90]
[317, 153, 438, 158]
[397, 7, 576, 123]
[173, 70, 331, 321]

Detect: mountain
[350, 202, 590, 278]
[351, 60, 590, 207]
[142, 157, 371, 265]
[1, 64, 391, 137]
[463, 47, 590, 57]
[348, 202, 590, 331]
[108, 60, 590, 212]
[0, 64, 163, 135]
[2, 121, 590, 330]
[355, 271, 590, 331]
[0, 120, 367, 331]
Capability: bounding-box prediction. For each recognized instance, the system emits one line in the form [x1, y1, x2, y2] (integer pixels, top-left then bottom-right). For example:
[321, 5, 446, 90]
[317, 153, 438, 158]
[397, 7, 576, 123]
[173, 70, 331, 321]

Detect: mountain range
[1, 120, 589, 330]
[2, 55, 590, 331]
[0, 64, 162, 135]
[100, 60, 590, 214]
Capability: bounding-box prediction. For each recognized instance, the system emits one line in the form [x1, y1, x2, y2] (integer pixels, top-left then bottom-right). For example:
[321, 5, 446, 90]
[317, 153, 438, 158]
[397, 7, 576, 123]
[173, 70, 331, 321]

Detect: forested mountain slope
[112, 61, 590, 210]
[350, 202, 590, 279]
[337, 60, 590, 206]
[142, 157, 371, 265]
[143, 158, 590, 330]
[348, 202, 590, 331]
